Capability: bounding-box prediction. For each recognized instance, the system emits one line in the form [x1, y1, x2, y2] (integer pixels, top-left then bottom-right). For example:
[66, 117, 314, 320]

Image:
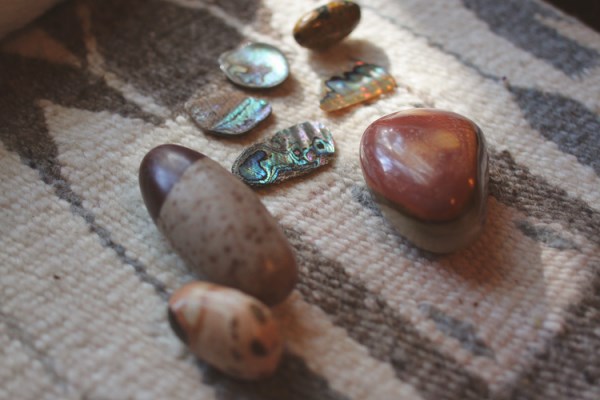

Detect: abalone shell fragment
[219, 42, 289, 89]
[359, 109, 489, 253]
[139, 144, 298, 305]
[294, 1, 361, 49]
[320, 62, 396, 112]
[185, 92, 271, 136]
[231, 121, 335, 187]
[168, 282, 283, 380]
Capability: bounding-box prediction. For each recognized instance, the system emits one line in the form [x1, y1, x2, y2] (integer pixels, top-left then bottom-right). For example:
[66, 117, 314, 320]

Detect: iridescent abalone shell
[293, 1, 361, 49]
[360, 109, 489, 253]
[320, 62, 396, 112]
[232, 121, 335, 186]
[219, 42, 289, 89]
[185, 92, 271, 136]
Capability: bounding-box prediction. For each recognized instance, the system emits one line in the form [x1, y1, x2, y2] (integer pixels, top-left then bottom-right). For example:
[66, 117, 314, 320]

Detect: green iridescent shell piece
[185, 92, 271, 136]
[320, 62, 396, 112]
[232, 121, 336, 186]
[219, 42, 290, 89]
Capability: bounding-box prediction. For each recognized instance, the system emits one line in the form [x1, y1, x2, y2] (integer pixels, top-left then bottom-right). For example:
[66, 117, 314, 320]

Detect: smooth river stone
[168, 282, 282, 380]
[293, 1, 361, 49]
[185, 92, 271, 136]
[360, 109, 489, 253]
[139, 144, 298, 305]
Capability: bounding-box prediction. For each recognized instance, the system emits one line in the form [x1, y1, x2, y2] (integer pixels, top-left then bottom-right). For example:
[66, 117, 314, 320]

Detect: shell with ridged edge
[320, 62, 396, 112]
[231, 121, 336, 186]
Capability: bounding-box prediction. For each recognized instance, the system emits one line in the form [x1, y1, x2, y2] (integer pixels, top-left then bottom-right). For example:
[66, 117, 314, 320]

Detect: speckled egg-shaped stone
[360, 109, 489, 253]
[293, 1, 361, 49]
[139, 144, 298, 305]
[169, 282, 283, 380]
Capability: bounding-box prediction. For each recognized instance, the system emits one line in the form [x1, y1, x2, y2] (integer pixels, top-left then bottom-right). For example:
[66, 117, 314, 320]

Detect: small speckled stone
[293, 1, 361, 49]
[360, 109, 489, 253]
[219, 42, 289, 89]
[168, 282, 283, 380]
[139, 144, 298, 305]
[320, 62, 396, 112]
[185, 92, 271, 136]
[231, 121, 336, 187]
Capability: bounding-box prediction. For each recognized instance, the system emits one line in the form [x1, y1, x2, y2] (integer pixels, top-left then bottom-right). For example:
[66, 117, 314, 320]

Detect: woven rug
[1, 0, 599, 399]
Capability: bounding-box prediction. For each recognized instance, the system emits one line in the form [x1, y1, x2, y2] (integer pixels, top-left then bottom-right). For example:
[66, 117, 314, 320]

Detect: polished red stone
[361, 109, 484, 221]
[360, 109, 488, 252]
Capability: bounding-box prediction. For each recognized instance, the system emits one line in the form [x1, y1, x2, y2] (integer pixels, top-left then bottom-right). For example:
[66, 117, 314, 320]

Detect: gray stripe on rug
[0, 56, 168, 298]
[87, 0, 247, 109]
[507, 265, 600, 400]
[509, 86, 600, 176]
[489, 150, 600, 245]
[418, 303, 495, 359]
[514, 220, 579, 251]
[462, 0, 599, 76]
[285, 227, 491, 400]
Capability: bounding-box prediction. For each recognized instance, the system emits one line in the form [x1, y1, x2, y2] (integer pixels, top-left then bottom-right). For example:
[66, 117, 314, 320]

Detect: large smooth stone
[293, 1, 361, 49]
[139, 144, 298, 305]
[360, 109, 489, 253]
[168, 282, 282, 380]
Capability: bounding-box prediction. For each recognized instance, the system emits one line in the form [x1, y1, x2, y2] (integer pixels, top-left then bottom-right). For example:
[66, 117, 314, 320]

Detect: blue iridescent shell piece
[232, 121, 336, 186]
[185, 92, 271, 136]
[219, 42, 290, 89]
[320, 62, 396, 112]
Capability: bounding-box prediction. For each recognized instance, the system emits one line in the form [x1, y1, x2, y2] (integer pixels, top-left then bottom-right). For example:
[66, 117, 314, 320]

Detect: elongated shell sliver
[320, 62, 396, 112]
[232, 121, 336, 186]
[185, 92, 271, 136]
[219, 42, 290, 89]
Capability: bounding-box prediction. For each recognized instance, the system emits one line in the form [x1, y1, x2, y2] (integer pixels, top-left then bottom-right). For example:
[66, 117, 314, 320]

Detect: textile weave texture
[1, 0, 599, 399]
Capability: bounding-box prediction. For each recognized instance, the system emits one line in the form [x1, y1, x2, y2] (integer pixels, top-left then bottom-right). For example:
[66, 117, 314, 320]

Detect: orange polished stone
[360, 109, 488, 252]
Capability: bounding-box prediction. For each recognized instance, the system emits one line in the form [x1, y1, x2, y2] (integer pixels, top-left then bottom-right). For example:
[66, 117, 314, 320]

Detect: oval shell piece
[168, 282, 283, 380]
[185, 92, 271, 136]
[139, 145, 298, 305]
[219, 42, 289, 89]
[293, 1, 361, 49]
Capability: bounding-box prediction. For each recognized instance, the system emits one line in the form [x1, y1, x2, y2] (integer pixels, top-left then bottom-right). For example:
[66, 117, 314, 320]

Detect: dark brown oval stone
[293, 1, 361, 49]
[360, 109, 488, 253]
[139, 144, 203, 221]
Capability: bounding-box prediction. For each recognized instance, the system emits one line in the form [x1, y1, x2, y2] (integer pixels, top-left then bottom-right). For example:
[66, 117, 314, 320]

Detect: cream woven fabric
[1, 0, 599, 399]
